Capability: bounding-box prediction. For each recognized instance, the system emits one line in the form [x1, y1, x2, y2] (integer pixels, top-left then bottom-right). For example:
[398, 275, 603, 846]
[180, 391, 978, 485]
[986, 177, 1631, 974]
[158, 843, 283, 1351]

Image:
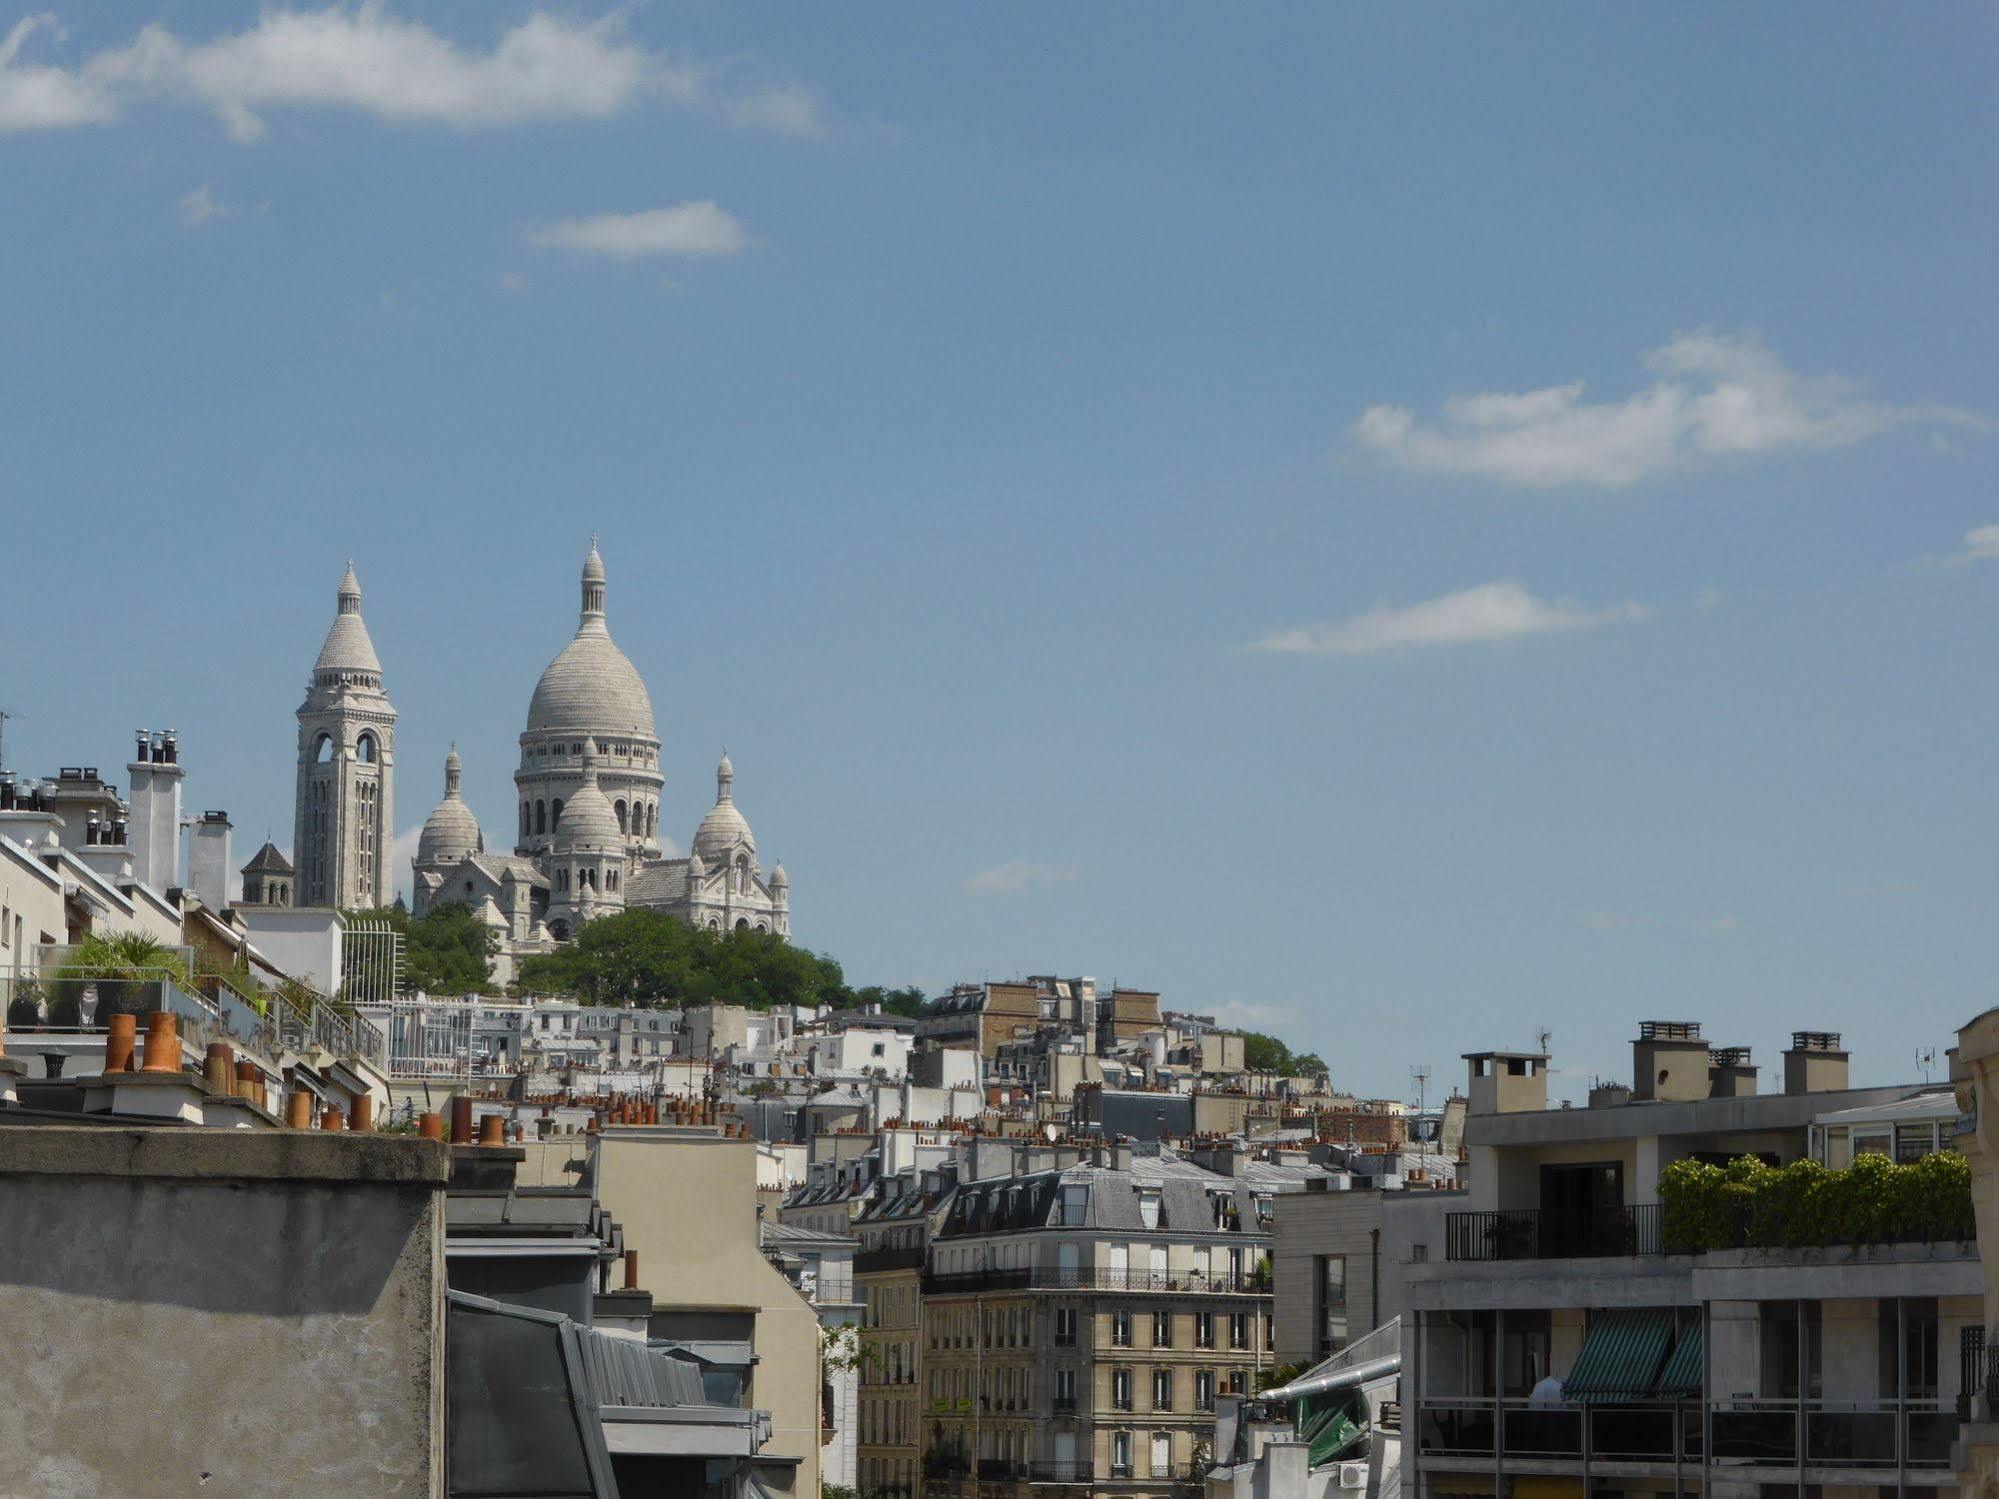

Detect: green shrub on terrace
[1659, 1148, 1972, 1252]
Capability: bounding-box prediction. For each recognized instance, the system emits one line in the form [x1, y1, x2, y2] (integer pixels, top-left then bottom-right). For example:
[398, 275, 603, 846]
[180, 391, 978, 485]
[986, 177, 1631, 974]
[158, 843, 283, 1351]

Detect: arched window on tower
[735, 853, 750, 894]
[646, 804, 657, 840]
[313, 734, 334, 764]
[535, 801, 546, 835]
[355, 732, 377, 764]
[735, 918, 749, 932]
[615, 800, 628, 835]
[520, 803, 529, 840]
[551, 798, 564, 829]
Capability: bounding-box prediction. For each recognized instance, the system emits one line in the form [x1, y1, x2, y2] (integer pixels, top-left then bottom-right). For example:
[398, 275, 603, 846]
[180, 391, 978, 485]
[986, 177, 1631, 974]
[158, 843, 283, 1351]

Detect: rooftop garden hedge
[1659, 1149, 1972, 1253]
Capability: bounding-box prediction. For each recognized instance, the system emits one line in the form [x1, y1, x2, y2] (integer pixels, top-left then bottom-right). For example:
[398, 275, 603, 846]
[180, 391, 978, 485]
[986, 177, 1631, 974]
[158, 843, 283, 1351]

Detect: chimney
[1707, 1047, 1758, 1098]
[1782, 1031, 1849, 1095]
[1462, 1049, 1550, 1115]
[126, 727, 185, 893]
[1632, 1021, 1709, 1102]
[190, 811, 233, 910]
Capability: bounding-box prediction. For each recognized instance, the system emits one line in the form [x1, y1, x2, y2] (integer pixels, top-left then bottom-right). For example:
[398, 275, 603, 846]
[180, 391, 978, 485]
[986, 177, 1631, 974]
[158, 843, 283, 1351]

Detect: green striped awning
[1563, 1309, 1674, 1403]
[1654, 1321, 1703, 1398]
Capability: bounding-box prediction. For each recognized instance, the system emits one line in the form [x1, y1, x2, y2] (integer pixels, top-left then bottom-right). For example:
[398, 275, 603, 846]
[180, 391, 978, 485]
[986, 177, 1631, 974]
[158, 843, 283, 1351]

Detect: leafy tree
[513, 908, 857, 1011]
[1241, 1030, 1330, 1082]
[845, 984, 929, 1018]
[349, 903, 497, 997]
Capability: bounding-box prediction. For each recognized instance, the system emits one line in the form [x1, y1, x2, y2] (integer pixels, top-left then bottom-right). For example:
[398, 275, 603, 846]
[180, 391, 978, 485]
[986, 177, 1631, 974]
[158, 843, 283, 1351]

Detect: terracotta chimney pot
[285, 1090, 314, 1129]
[140, 1012, 179, 1074]
[203, 1042, 234, 1096]
[478, 1113, 506, 1146]
[321, 1107, 346, 1131]
[351, 1095, 374, 1131]
[104, 1014, 138, 1074]
[450, 1096, 475, 1145]
[624, 1249, 639, 1289]
[419, 1111, 445, 1141]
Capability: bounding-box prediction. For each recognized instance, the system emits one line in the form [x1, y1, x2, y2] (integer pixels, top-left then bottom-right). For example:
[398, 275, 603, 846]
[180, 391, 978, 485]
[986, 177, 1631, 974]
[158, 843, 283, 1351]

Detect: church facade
[294, 545, 788, 985]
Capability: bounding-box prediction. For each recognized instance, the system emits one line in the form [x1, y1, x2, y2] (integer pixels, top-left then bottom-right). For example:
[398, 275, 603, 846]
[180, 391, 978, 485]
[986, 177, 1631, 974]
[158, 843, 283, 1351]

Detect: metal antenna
[0, 707, 14, 771]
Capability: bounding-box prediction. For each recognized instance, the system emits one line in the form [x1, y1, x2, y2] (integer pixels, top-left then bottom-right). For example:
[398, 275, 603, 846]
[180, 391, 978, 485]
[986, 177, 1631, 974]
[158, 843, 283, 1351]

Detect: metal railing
[1025, 1460, 1092, 1482]
[856, 1246, 926, 1274]
[1961, 1325, 1993, 1418]
[922, 1267, 1267, 1295]
[1711, 1398, 1956, 1470]
[1417, 1399, 1699, 1464]
[1444, 1204, 1662, 1261]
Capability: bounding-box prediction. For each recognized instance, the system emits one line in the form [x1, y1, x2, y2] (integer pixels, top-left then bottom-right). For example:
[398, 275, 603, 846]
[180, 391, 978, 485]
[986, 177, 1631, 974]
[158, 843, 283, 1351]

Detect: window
[1055, 1368, 1076, 1413]
[1111, 1431, 1132, 1477]
[1316, 1255, 1348, 1357]
[1138, 1188, 1162, 1230]
[1152, 1309, 1172, 1348]
[1150, 1431, 1171, 1478]
[1881, 1297, 1939, 1399]
[355, 732, 376, 764]
[1151, 1369, 1173, 1410]
[1761, 1301, 1823, 1399]
[1112, 1369, 1132, 1411]
[1195, 1370, 1215, 1411]
[1195, 1312, 1215, 1349]
[1229, 1312, 1249, 1350]
[1111, 1310, 1132, 1347]
[1060, 1185, 1087, 1226]
[1055, 1308, 1077, 1347]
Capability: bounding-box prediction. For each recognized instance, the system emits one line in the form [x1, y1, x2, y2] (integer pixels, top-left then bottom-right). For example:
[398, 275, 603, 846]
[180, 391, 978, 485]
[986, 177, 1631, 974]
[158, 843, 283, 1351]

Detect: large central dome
[525, 544, 656, 736]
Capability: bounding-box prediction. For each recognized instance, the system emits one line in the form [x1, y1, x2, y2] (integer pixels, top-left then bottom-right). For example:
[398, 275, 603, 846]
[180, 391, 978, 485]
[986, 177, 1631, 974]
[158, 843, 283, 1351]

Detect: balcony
[922, 1267, 1266, 1295]
[1417, 1399, 1699, 1463]
[1444, 1204, 1662, 1262]
[1026, 1460, 1093, 1483]
[1710, 1399, 1957, 1470]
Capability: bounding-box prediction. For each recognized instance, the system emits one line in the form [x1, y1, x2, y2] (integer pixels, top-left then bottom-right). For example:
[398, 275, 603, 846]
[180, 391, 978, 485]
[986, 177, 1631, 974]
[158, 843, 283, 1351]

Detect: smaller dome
[417, 744, 482, 866]
[692, 750, 754, 863]
[770, 861, 788, 888]
[554, 739, 622, 847]
[582, 541, 606, 584]
[687, 850, 707, 879]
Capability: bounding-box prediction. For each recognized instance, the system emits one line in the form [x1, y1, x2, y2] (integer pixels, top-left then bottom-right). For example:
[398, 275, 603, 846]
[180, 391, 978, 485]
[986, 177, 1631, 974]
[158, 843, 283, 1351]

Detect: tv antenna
[0, 706, 16, 771]
[1916, 1046, 1937, 1082]
[1410, 1064, 1431, 1134]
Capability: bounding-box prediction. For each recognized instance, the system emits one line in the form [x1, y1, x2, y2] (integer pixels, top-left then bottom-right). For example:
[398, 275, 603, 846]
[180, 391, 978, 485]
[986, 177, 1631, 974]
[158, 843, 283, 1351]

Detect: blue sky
[3, 4, 1995, 1100]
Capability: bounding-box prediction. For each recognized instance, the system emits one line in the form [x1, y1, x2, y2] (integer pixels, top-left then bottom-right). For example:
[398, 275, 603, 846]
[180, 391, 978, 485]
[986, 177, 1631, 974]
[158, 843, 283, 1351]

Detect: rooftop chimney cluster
[133, 728, 179, 765]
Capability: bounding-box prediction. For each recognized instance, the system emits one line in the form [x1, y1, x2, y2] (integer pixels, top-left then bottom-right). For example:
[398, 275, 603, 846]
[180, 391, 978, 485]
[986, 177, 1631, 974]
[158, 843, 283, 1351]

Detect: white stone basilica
[297, 544, 788, 981]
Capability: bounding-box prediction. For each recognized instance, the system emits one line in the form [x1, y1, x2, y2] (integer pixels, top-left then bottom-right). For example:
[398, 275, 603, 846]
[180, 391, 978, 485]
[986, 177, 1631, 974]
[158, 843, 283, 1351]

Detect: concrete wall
[1272, 1189, 1383, 1367]
[0, 1126, 449, 1497]
[595, 1128, 822, 1497]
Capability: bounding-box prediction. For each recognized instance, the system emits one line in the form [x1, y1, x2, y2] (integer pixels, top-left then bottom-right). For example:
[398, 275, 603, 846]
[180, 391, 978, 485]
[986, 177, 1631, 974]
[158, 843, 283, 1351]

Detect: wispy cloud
[1257, 580, 1648, 657]
[528, 202, 746, 259]
[1354, 332, 1985, 488]
[1954, 525, 1999, 565]
[0, 7, 823, 141]
[177, 183, 226, 225]
[967, 859, 1076, 895]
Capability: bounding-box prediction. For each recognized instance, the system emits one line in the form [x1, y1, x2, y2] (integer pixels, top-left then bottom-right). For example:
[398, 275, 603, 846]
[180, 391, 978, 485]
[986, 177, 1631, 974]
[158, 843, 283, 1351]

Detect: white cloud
[1957, 525, 1999, 564]
[0, 7, 822, 140]
[1257, 580, 1648, 657]
[1209, 1001, 1297, 1031]
[1354, 331, 1986, 488]
[0, 13, 115, 128]
[177, 183, 225, 225]
[967, 859, 1076, 895]
[528, 202, 746, 259]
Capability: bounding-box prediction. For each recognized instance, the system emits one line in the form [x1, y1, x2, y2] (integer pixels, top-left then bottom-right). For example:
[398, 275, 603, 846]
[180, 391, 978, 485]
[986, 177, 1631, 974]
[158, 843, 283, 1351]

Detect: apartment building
[920, 1159, 1279, 1497]
[1405, 1023, 1977, 1499]
[854, 1167, 955, 1499]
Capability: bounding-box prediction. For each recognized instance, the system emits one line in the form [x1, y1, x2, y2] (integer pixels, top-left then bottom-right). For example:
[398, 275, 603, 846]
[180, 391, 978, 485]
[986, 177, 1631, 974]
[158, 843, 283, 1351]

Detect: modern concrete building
[1405, 1021, 1976, 1499]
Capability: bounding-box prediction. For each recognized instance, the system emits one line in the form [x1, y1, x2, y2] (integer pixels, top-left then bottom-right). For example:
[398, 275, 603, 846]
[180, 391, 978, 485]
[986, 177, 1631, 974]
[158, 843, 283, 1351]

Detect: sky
[2, 4, 1996, 1102]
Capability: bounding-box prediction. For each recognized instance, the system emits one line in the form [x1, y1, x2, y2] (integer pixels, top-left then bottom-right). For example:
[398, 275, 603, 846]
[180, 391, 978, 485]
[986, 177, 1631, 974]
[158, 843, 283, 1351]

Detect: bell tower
[294, 562, 397, 908]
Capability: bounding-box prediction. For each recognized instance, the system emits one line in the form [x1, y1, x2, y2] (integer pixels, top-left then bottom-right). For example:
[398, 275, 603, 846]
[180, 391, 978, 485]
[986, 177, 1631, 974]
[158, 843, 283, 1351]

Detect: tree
[350, 903, 497, 996]
[513, 908, 857, 1011]
[1240, 1030, 1329, 1082]
[845, 984, 928, 1018]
